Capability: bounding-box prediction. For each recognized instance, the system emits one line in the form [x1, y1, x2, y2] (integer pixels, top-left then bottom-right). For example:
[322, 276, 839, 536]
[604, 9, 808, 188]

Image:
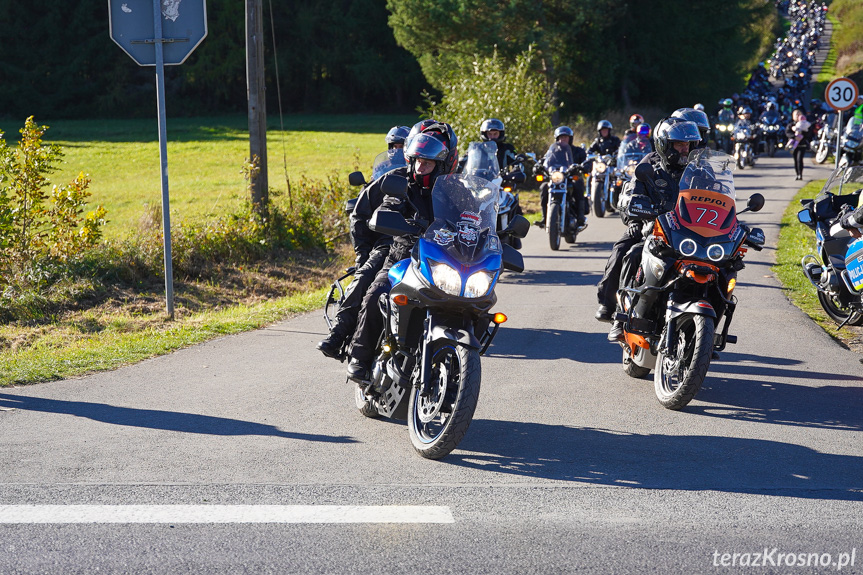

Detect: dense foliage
[423, 48, 555, 154]
[830, 0, 863, 87]
[388, 0, 778, 114]
[0, 0, 428, 119]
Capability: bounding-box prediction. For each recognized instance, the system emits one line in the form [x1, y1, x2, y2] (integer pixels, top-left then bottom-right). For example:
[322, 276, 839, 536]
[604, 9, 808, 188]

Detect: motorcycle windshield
[817, 165, 863, 200]
[462, 141, 501, 181]
[844, 117, 863, 138]
[718, 110, 735, 123]
[423, 174, 501, 262]
[370, 149, 407, 181]
[659, 149, 743, 263]
[543, 143, 574, 171]
[617, 134, 650, 167]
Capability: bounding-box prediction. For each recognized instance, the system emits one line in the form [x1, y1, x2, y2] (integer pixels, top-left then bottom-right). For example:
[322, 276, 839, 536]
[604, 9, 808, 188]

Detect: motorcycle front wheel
[815, 141, 830, 163]
[767, 140, 776, 158]
[408, 342, 481, 460]
[592, 180, 606, 218]
[817, 290, 863, 326]
[654, 314, 714, 410]
[548, 203, 561, 251]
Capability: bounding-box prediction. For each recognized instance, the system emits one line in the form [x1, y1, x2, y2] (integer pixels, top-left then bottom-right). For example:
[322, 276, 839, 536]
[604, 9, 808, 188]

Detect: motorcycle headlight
[550, 172, 565, 184]
[625, 164, 636, 176]
[594, 161, 607, 174]
[430, 261, 461, 296]
[464, 270, 495, 299]
[679, 238, 698, 257]
[707, 244, 726, 262]
[717, 125, 726, 132]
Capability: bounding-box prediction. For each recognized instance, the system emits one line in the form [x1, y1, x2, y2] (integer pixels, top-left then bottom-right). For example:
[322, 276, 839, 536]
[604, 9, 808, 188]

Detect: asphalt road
[1, 149, 862, 574]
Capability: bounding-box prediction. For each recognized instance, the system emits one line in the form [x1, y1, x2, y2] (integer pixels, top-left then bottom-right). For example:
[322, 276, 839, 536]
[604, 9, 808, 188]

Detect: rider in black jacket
[535, 126, 588, 229]
[595, 117, 702, 342]
[588, 120, 622, 156]
[480, 118, 518, 170]
[346, 122, 458, 382]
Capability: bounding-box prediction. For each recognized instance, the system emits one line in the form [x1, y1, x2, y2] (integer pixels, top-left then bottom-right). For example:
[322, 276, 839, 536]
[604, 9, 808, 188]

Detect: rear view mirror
[380, 174, 408, 199]
[797, 208, 813, 225]
[348, 171, 367, 187]
[746, 193, 765, 213]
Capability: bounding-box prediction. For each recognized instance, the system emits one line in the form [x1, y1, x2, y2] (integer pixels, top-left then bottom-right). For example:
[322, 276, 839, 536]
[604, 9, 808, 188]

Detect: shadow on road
[0, 393, 358, 443]
[488, 327, 620, 363]
[501, 269, 602, 288]
[449, 420, 863, 500]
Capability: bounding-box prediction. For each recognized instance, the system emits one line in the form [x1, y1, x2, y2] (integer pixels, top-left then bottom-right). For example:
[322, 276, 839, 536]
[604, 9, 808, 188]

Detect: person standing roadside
[786, 108, 812, 181]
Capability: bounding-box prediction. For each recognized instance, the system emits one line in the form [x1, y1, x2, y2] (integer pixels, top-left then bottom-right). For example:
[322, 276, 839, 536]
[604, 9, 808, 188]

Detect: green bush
[422, 47, 556, 156]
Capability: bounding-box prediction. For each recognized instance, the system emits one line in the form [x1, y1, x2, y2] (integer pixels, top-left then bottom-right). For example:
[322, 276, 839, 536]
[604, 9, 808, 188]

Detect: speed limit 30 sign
[825, 77, 860, 112]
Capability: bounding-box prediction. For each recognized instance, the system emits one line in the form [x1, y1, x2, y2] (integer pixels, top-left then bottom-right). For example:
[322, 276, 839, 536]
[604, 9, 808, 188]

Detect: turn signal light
[493, 312, 508, 324]
[392, 294, 409, 306]
[536, 175, 544, 182]
[727, 278, 737, 295]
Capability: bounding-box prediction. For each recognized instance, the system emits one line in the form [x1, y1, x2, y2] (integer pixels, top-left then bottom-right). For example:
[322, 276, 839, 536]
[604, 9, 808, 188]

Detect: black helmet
[404, 120, 458, 188]
[553, 125, 573, 145]
[671, 108, 711, 140]
[480, 118, 505, 141]
[385, 125, 410, 149]
[597, 119, 613, 133]
[653, 118, 701, 171]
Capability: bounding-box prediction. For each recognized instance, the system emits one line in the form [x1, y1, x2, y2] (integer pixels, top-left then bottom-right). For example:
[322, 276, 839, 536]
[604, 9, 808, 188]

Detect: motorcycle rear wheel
[622, 349, 650, 379]
[408, 343, 481, 460]
[654, 314, 714, 410]
[548, 203, 561, 251]
[817, 290, 863, 326]
[592, 180, 606, 218]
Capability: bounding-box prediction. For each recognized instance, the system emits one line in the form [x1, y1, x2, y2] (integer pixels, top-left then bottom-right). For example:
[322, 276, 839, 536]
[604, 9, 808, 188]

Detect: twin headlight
[429, 261, 494, 298]
[678, 238, 726, 262]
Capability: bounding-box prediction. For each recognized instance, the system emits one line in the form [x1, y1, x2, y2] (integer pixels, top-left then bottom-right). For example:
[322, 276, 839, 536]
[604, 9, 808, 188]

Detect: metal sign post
[824, 77, 860, 171]
[108, 0, 208, 319]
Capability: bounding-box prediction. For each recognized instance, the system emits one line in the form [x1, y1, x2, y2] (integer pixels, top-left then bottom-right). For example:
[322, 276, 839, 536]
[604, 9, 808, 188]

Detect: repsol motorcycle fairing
[798, 165, 863, 327]
[357, 173, 526, 459]
[617, 149, 765, 410]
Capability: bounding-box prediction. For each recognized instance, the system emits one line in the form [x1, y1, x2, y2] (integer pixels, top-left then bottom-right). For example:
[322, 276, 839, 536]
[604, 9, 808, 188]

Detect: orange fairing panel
[675, 189, 737, 238]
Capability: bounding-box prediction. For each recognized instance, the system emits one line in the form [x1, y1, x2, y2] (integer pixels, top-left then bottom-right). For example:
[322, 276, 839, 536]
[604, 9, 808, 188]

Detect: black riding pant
[597, 224, 643, 309]
[540, 179, 586, 222]
[349, 265, 393, 363]
[330, 247, 388, 340]
[793, 146, 806, 177]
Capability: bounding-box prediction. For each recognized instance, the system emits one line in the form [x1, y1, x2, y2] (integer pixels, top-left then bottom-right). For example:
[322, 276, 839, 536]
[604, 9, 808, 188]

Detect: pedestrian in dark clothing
[786, 108, 812, 180]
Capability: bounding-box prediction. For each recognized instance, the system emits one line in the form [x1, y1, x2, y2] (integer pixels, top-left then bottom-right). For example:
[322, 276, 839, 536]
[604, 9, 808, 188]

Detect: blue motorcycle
[362, 173, 527, 459]
[798, 165, 863, 326]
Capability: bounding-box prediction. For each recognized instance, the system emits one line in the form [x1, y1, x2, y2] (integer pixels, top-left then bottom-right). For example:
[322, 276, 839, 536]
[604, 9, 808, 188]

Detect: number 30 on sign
[825, 77, 859, 112]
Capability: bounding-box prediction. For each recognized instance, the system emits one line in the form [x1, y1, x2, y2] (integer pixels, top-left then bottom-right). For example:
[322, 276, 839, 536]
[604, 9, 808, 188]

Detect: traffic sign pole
[824, 77, 859, 170]
[109, 0, 207, 319]
[153, 0, 175, 319]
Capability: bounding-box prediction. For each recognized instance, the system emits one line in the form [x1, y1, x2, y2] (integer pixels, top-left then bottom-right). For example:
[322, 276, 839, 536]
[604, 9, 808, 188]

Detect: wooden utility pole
[246, 0, 268, 213]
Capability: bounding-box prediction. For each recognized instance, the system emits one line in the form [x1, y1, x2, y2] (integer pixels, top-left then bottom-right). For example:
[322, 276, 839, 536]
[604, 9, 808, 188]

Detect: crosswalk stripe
[0, 505, 455, 524]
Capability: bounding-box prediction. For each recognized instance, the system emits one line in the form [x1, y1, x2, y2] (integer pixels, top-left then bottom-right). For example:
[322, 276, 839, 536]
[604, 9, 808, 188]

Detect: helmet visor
[405, 133, 449, 162]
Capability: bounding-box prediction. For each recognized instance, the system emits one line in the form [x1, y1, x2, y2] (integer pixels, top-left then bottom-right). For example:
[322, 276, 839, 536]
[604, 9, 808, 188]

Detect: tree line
[0, 0, 776, 122]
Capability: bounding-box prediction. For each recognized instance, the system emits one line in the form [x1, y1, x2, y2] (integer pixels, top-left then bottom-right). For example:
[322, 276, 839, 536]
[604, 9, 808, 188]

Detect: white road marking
[0, 505, 454, 524]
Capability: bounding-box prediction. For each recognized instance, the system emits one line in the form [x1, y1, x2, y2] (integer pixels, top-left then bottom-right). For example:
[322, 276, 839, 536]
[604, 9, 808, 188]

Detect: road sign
[109, 0, 207, 66]
[825, 77, 860, 112]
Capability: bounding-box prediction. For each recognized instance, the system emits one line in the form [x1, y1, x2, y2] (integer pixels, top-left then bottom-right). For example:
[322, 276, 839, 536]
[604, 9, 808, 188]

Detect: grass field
[0, 114, 417, 238]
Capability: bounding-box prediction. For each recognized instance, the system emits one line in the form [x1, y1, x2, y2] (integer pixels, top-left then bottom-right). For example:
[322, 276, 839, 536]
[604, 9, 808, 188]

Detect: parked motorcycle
[813, 112, 838, 164]
[797, 165, 863, 326]
[732, 122, 756, 169]
[838, 116, 863, 169]
[356, 173, 529, 459]
[535, 146, 585, 250]
[616, 149, 765, 410]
